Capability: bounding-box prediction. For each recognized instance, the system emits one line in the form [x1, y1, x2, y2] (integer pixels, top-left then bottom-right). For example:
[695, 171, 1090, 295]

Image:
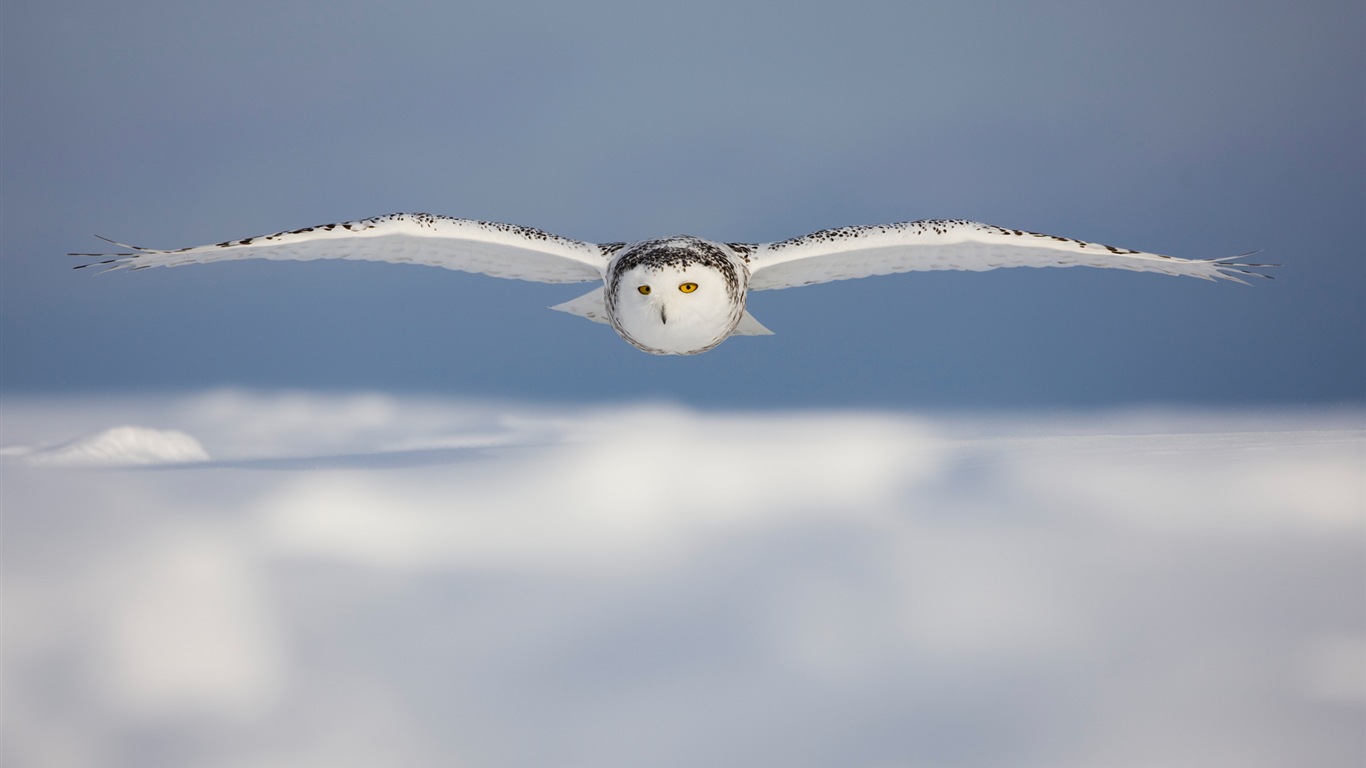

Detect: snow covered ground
[3, 391, 1362, 768]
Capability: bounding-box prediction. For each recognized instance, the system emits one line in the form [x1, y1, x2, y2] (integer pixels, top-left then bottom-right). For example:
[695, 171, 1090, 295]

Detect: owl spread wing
[744, 220, 1271, 291]
[72, 212, 609, 284]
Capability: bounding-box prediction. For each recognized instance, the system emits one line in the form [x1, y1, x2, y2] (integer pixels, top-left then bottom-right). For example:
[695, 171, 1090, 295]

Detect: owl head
[606, 237, 747, 355]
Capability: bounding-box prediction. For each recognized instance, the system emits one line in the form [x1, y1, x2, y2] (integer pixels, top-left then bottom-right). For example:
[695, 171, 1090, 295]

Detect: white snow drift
[2, 391, 1361, 768]
[21, 425, 209, 466]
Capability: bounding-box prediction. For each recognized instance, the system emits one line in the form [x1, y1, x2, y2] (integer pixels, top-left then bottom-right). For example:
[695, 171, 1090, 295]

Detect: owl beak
[658, 306, 668, 325]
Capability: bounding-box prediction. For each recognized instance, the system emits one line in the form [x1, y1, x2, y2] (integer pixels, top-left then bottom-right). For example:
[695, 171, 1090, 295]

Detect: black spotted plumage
[71, 212, 1272, 355]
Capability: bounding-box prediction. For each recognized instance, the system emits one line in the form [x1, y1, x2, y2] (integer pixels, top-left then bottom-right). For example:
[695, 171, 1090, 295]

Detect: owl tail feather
[549, 288, 773, 336]
[550, 288, 612, 325]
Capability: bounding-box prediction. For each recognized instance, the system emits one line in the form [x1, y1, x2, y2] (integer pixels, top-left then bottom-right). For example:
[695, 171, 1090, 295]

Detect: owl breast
[604, 237, 750, 355]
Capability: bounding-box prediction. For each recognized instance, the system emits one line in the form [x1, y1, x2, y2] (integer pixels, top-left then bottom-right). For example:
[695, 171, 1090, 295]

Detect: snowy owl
[74, 213, 1269, 355]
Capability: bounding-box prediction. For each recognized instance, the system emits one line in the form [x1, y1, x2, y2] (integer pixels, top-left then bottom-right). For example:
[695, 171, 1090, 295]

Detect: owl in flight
[75, 213, 1268, 355]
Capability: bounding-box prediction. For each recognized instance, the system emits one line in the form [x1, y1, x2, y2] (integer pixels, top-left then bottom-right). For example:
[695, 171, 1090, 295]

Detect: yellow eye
[637, 285, 651, 295]
[679, 282, 698, 293]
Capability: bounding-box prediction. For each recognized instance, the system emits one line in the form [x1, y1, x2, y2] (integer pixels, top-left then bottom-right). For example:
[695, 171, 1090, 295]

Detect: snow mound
[26, 425, 210, 467]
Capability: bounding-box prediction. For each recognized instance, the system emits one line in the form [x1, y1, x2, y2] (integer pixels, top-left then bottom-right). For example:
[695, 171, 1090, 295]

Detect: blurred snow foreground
[16, 425, 209, 467]
[2, 391, 1362, 768]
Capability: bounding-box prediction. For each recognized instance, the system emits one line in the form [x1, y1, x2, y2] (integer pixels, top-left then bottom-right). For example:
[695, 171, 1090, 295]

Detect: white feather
[75, 213, 607, 284]
[550, 288, 612, 325]
[74, 213, 1271, 355]
[745, 220, 1270, 290]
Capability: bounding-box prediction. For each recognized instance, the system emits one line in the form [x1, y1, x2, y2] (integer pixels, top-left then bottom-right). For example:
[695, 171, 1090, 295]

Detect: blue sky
[2, 0, 1362, 408]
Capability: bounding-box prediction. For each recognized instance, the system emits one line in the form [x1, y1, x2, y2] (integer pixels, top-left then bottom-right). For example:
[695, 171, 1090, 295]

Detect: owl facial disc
[604, 237, 749, 355]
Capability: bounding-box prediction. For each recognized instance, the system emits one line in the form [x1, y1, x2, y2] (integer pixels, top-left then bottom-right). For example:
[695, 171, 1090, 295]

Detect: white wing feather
[73, 212, 608, 284]
[746, 220, 1270, 291]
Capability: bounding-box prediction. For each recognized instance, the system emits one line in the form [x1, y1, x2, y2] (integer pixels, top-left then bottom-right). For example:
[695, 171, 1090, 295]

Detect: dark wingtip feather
[93, 234, 152, 251]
